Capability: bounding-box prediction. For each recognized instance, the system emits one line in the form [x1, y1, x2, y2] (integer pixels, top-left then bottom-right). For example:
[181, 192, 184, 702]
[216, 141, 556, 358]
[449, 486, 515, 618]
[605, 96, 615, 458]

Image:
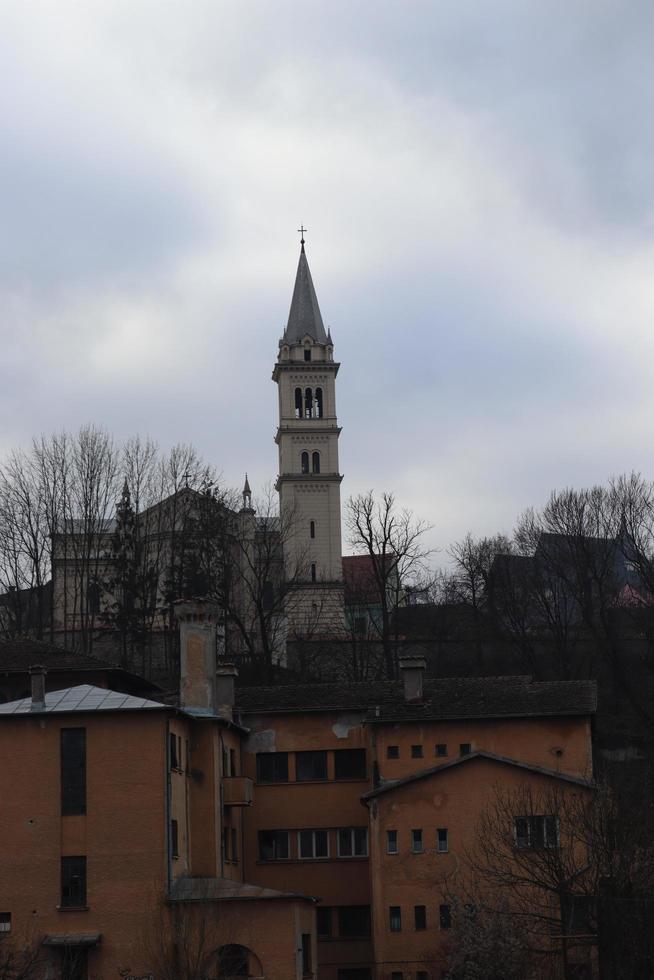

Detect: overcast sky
[2, 1, 654, 558]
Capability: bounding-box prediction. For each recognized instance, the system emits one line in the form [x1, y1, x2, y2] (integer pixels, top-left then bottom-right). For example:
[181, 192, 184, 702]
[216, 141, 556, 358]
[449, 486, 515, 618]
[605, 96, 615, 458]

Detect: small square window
[414, 905, 426, 930]
[411, 829, 423, 853]
[411, 745, 423, 759]
[439, 904, 452, 929]
[436, 743, 447, 757]
[386, 830, 398, 855]
[334, 749, 366, 780]
[389, 906, 401, 932]
[437, 828, 448, 853]
[0, 913, 10, 933]
[459, 743, 472, 756]
[299, 829, 329, 859]
[387, 745, 399, 759]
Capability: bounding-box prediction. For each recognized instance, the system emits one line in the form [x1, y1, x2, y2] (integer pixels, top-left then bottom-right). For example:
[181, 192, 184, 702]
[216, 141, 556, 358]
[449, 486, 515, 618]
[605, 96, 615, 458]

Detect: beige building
[273, 240, 345, 636]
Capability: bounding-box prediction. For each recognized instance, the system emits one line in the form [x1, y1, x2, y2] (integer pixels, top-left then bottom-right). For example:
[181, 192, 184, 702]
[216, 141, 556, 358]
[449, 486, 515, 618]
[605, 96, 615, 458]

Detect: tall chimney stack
[175, 599, 221, 715]
[398, 654, 426, 703]
[29, 665, 47, 712]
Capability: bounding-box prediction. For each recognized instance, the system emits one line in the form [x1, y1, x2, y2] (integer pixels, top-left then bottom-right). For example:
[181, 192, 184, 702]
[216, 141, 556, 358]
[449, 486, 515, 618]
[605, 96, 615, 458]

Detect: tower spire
[283, 240, 327, 345]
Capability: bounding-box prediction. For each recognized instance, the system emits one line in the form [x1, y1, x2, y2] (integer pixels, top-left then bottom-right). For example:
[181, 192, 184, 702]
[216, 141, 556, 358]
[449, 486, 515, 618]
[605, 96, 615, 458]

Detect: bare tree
[345, 490, 434, 678]
[443, 899, 537, 980]
[0, 927, 44, 980]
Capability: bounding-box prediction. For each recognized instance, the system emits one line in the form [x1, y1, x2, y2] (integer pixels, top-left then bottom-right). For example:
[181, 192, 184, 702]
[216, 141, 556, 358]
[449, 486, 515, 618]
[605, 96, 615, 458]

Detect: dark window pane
[414, 905, 426, 930]
[302, 934, 311, 976]
[316, 907, 332, 938]
[353, 828, 368, 856]
[334, 749, 366, 780]
[437, 828, 448, 852]
[296, 751, 327, 781]
[411, 745, 423, 758]
[61, 728, 86, 816]
[387, 745, 399, 759]
[459, 743, 471, 756]
[436, 743, 447, 757]
[256, 752, 289, 783]
[387, 830, 398, 854]
[338, 906, 371, 938]
[391, 973, 403, 980]
[171, 820, 179, 858]
[439, 904, 452, 929]
[411, 829, 423, 852]
[389, 906, 401, 932]
[61, 856, 86, 907]
[258, 830, 289, 861]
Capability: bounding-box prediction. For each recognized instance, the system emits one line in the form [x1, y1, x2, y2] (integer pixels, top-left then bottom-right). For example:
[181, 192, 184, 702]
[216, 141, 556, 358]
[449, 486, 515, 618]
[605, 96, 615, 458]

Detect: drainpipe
[165, 720, 173, 894]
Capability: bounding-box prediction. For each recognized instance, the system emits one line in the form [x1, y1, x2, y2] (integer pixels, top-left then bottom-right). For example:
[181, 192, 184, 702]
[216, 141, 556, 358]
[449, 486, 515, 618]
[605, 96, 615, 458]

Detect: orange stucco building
[0, 604, 317, 980]
[0, 607, 596, 980]
[237, 657, 597, 980]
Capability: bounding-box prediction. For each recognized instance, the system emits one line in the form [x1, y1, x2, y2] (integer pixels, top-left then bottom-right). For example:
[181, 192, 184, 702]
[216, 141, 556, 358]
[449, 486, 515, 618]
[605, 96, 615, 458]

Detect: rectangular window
[386, 829, 398, 854]
[256, 752, 289, 783]
[169, 732, 179, 769]
[391, 973, 403, 980]
[411, 829, 423, 853]
[459, 743, 472, 756]
[61, 728, 86, 816]
[258, 830, 290, 861]
[414, 905, 427, 930]
[316, 907, 332, 938]
[171, 819, 179, 858]
[386, 745, 399, 759]
[338, 906, 371, 938]
[439, 904, 452, 929]
[437, 828, 448, 853]
[302, 933, 312, 976]
[411, 745, 423, 759]
[417, 972, 428, 980]
[436, 743, 447, 757]
[229, 748, 237, 777]
[304, 349, 311, 361]
[389, 906, 402, 932]
[0, 914, 10, 933]
[299, 829, 329, 859]
[515, 815, 558, 849]
[296, 751, 328, 782]
[338, 828, 368, 857]
[334, 749, 367, 780]
[61, 856, 86, 908]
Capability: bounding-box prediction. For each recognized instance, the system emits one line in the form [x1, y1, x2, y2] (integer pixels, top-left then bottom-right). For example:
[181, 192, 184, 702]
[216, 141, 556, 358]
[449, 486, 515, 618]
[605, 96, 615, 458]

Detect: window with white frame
[386, 829, 398, 854]
[514, 815, 558, 849]
[437, 828, 448, 852]
[411, 829, 423, 853]
[299, 829, 329, 859]
[338, 827, 368, 857]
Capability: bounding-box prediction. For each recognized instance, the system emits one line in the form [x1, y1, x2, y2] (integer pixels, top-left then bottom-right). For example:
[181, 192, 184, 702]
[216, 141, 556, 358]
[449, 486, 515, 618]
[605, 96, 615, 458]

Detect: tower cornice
[272, 361, 340, 382]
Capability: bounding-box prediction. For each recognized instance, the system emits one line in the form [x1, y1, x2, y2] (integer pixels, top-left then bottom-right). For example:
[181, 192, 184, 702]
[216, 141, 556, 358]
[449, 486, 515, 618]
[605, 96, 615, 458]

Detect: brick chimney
[216, 664, 238, 722]
[28, 665, 47, 712]
[398, 654, 426, 703]
[175, 599, 221, 715]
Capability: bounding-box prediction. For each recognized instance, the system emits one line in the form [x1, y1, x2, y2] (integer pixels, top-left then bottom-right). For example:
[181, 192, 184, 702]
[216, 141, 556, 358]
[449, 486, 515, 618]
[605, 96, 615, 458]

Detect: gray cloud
[1, 0, 653, 559]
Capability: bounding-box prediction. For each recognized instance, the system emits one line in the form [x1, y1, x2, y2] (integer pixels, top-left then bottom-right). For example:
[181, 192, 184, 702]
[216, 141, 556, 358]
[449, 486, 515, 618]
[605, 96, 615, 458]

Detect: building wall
[368, 758, 593, 979]
[242, 709, 373, 980]
[0, 711, 168, 977]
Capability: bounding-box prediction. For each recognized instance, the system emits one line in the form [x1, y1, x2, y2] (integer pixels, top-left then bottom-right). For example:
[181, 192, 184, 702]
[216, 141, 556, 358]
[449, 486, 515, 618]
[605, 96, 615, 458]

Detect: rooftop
[283, 245, 328, 345]
[169, 877, 315, 903]
[236, 675, 597, 722]
[0, 684, 166, 716]
[362, 749, 594, 801]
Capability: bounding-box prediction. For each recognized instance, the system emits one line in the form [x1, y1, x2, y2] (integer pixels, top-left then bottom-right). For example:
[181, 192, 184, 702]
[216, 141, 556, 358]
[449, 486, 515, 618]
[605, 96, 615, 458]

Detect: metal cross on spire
[297, 224, 307, 246]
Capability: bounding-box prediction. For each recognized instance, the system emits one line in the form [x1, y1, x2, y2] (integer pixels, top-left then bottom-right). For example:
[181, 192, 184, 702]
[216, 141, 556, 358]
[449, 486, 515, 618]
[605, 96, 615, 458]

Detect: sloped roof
[0, 684, 166, 716]
[283, 246, 328, 345]
[362, 750, 594, 800]
[0, 638, 127, 673]
[236, 675, 597, 722]
[168, 876, 315, 903]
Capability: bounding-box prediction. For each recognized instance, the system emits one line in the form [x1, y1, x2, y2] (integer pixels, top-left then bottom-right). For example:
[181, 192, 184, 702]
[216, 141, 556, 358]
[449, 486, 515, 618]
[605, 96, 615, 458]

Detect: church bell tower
[273, 235, 345, 635]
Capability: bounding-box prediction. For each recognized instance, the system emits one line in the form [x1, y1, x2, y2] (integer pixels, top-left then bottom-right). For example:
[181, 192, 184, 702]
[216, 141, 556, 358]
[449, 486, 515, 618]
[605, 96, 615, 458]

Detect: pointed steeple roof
[283, 245, 328, 345]
[243, 473, 251, 495]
